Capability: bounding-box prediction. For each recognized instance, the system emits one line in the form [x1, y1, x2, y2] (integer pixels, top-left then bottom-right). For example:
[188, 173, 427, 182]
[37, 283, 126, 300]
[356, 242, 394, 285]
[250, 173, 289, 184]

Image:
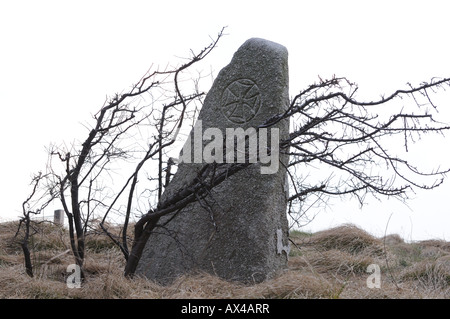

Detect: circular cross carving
[220, 79, 261, 124]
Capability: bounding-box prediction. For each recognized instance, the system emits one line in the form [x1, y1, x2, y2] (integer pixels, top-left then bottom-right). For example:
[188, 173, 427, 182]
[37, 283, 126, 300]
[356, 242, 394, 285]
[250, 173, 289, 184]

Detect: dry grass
[304, 224, 385, 256]
[0, 221, 448, 299]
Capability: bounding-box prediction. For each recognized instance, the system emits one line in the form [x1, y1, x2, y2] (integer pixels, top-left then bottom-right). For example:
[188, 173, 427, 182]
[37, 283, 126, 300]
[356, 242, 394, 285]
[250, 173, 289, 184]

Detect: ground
[0, 221, 448, 299]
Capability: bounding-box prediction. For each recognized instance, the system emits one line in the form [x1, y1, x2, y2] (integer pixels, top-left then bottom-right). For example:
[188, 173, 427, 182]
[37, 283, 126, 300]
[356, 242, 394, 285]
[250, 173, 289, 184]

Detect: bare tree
[273, 76, 450, 227]
[123, 75, 450, 276]
[25, 28, 450, 280]
[15, 172, 56, 277]
[37, 29, 225, 281]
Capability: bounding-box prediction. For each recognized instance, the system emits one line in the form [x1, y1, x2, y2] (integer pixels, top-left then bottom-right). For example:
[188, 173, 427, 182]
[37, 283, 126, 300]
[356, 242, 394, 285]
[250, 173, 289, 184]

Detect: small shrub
[84, 234, 118, 253]
[382, 234, 404, 246]
[308, 224, 384, 256]
[401, 257, 450, 290]
[307, 249, 375, 277]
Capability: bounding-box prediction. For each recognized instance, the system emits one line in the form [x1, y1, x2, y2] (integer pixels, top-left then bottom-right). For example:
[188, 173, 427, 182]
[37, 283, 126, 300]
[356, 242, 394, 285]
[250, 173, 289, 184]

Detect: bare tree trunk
[124, 216, 160, 277]
[20, 218, 33, 278]
[16, 172, 56, 279]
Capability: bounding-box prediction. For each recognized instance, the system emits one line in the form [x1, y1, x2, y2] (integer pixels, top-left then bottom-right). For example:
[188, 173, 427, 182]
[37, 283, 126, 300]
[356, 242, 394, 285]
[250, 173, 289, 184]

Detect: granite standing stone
[136, 38, 290, 284]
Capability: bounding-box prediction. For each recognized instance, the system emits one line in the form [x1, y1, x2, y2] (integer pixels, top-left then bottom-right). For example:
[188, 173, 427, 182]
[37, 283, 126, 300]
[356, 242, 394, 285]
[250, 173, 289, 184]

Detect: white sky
[1, 0, 449, 241]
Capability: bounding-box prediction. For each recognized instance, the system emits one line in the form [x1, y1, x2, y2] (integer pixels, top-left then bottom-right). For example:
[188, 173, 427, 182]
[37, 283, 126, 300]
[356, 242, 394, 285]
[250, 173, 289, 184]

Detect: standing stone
[136, 38, 290, 284]
[54, 209, 64, 226]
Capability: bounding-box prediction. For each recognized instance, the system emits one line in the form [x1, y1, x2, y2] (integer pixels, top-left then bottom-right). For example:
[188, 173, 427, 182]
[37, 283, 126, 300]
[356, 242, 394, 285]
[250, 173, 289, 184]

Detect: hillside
[0, 221, 448, 299]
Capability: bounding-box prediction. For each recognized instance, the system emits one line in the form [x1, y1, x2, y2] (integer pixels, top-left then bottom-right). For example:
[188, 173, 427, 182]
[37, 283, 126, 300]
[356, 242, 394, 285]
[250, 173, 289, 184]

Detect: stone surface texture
[136, 38, 290, 284]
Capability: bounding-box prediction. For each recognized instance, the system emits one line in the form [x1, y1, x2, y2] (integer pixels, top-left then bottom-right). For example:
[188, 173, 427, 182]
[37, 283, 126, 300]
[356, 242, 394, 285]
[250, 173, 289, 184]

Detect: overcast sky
[1, 0, 449, 240]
